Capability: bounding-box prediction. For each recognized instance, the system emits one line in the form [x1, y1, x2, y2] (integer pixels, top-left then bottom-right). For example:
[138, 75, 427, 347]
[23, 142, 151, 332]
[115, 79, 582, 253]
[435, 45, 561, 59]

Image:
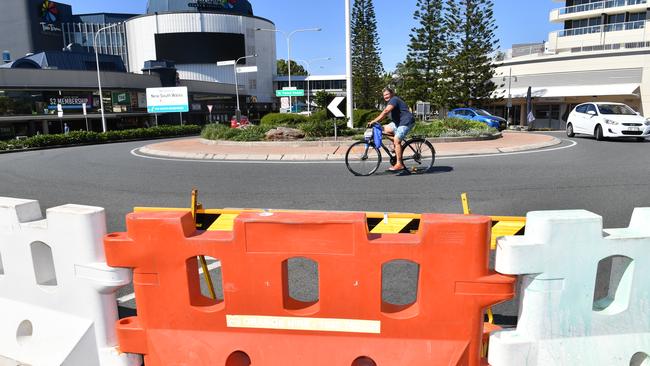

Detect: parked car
[230, 115, 250, 129]
[447, 108, 507, 131]
[566, 102, 650, 141]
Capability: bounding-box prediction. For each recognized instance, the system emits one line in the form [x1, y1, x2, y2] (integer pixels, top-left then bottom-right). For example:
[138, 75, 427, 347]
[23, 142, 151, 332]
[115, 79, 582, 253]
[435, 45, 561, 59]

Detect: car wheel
[594, 125, 604, 141]
[566, 123, 575, 137]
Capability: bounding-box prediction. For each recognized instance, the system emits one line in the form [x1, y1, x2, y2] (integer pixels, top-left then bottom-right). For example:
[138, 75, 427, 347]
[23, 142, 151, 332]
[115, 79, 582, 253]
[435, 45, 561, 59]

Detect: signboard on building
[112, 92, 131, 106]
[186, 0, 253, 15]
[146, 87, 189, 113]
[47, 95, 93, 110]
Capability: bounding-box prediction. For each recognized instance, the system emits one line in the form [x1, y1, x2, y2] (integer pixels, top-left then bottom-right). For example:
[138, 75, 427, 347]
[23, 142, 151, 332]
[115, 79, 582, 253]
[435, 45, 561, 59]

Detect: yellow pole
[192, 189, 217, 300]
[461, 192, 472, 215]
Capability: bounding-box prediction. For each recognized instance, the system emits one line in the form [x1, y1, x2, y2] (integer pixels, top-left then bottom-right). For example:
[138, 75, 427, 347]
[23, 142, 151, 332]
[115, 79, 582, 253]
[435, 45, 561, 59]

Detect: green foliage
[307, 110, 328, 122]
[352, 0, 384, 109]
[411, 118, 496, 137]
[313, 90, 335, 109]
[260, 113, 308, 127]
[353, 109, 382, 126]
[277, 59, 307, 76]
[443, 0, 500, 108]
[403, 0, 447, 109]
[0, 125, 201, 151]
[298, 119, 349, 138]
[201, 124, 271, 141]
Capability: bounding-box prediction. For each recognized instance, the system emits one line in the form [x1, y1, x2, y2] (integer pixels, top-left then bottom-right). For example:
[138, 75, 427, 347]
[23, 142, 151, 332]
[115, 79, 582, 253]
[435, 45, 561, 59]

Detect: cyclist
[367, 87, 415, 171]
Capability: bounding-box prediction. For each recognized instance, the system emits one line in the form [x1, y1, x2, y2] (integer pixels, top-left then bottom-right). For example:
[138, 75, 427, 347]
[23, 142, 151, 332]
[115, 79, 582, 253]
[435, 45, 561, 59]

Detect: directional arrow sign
[327, 97, 346, 118]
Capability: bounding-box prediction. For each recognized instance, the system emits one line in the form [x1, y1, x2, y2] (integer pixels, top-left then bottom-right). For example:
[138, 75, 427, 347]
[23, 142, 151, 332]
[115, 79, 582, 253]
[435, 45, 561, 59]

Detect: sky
[64, 0, 558, 75]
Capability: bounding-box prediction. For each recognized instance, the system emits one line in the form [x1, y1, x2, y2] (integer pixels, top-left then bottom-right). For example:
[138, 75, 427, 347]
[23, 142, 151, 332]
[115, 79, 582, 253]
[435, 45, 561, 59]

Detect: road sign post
[82, 102, 89, 131]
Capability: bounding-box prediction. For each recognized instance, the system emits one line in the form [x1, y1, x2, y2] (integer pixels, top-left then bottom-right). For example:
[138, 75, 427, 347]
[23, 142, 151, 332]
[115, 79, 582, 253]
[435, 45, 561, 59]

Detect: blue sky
[64, 0, 558, 74]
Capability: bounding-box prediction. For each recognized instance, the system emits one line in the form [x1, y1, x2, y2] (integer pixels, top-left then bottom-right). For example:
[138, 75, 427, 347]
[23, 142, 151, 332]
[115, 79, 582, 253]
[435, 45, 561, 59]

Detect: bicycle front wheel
[345, 141, 382, 176]
[402, 138, 435, 174]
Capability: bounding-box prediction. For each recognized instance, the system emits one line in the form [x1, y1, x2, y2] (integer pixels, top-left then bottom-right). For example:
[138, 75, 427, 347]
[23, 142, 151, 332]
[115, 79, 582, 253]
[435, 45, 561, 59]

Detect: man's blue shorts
[386, 122, 412, 141]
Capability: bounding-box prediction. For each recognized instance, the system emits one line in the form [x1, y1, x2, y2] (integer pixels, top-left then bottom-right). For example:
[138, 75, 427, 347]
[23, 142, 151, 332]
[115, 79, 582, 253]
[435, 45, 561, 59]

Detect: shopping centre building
[0, 0, 278, 138]
[492, 0, 650, 129]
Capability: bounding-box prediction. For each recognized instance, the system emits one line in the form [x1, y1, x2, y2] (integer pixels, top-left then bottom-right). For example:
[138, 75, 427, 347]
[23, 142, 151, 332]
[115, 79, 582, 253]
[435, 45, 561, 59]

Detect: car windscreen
[475, 109, 493, 117]
[597, 104, 637, 115]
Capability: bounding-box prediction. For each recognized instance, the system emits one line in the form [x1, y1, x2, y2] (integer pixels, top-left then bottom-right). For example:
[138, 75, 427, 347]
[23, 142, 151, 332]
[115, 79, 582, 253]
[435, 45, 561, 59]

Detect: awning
[495, 83, 640, 99]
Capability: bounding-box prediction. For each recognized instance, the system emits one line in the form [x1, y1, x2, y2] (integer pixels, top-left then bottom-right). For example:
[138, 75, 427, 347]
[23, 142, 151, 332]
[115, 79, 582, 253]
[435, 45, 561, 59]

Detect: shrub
[353, 109, 382, 126]
[201, 123, 271, 141]
[260, 113, 308, 127]
[0, 125, 201, 151]
[299, 119, 348, 138]
[410, 119, 496, 138]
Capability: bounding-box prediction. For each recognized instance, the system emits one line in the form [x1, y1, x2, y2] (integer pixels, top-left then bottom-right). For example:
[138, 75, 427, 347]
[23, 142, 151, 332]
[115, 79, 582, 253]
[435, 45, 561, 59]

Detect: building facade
[125, 10, 277, 107]
[0, 0, 280, 138]
[493, 0, 650, 129]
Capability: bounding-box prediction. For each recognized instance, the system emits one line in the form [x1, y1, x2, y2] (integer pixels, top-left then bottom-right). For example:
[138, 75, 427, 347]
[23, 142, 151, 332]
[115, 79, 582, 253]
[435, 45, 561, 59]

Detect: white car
[566, 102, 650, 141]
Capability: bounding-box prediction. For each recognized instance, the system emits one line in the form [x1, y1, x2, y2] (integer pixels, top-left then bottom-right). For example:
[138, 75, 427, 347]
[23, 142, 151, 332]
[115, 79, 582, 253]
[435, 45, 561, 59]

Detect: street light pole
[94, 22, 122, 133]
[233, 54, 256, 123]
[345, 0, 354, 128]
[296, 57, 332, 113]
[502, 67, 518, 128]
[256, 27, 322, 112]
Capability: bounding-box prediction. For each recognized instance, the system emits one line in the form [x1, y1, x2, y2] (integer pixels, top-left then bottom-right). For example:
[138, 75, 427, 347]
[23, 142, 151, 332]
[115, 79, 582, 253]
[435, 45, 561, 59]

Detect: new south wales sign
[146, 87, 189, 113]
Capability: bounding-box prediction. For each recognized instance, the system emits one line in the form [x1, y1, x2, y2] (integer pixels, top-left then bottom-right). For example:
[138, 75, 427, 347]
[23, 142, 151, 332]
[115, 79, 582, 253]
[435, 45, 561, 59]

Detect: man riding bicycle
[367, 87, 415, 171]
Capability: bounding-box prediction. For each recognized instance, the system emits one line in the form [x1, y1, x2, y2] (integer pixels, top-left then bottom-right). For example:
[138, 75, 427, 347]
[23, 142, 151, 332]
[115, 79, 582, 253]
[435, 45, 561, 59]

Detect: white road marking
[117, 259, 222, 304]
[130, 139, 578, 164]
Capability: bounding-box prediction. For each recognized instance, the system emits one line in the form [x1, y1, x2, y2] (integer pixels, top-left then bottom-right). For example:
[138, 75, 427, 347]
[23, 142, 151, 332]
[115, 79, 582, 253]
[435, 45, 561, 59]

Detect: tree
[402, 0, 447, 109]
[276, 59, 307, 76]
[314, 90, 335, 109]
[444, 0, 500, 108]
[352, 0, 384, 109]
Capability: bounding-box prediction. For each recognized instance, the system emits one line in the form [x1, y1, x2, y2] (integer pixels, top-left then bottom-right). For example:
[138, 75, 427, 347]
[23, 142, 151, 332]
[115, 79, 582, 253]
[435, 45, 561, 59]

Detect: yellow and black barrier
[135, 209, 524, 250]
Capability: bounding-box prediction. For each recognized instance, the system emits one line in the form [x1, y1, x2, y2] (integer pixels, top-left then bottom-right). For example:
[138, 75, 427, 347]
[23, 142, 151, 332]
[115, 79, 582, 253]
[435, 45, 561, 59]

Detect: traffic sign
[276, 89, 305, 97]
[327, 97, 346, 118]
[236, 66, 258, 74]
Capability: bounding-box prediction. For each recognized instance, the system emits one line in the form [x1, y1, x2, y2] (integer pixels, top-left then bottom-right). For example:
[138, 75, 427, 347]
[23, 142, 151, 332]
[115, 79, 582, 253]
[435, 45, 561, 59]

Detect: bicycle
[345, 122, 436, 176]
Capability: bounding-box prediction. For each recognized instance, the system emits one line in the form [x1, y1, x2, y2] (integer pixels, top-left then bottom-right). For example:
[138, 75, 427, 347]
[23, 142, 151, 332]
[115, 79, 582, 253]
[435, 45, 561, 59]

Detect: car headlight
[604, 119, 618, 125]
[645, 119, 650, 126]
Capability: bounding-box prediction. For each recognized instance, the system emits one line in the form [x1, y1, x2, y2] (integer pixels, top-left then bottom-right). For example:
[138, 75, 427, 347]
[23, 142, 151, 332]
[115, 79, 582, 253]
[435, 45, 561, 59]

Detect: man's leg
[393, 135, 404, 169]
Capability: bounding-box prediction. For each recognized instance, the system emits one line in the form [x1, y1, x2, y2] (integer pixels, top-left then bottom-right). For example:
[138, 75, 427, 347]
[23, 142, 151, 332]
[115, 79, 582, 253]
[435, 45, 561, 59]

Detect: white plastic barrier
[489, 208, 650, 366]
[0, 197, 141, 366]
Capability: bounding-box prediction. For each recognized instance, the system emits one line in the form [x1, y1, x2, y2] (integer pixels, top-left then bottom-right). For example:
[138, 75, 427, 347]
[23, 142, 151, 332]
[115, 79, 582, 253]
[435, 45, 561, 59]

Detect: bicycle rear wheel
[402, 138, 435, 174]
[345, 141, 382, 176]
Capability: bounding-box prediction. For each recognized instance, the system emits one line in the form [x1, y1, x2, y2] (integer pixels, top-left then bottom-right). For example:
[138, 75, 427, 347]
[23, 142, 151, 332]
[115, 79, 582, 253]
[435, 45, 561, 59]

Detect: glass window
[586, 104, 598, 115]
[576, 104, 588, 113]
[597, 104, 637, 115]
[607, 13, 625, 24]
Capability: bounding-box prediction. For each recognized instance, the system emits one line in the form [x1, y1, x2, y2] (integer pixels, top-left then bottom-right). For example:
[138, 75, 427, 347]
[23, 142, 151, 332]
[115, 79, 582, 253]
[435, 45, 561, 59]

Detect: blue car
[448, 108, 507, 131]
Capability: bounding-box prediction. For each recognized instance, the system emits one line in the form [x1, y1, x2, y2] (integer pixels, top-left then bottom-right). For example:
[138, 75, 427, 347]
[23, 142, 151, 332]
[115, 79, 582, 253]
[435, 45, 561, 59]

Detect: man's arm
[367, 104, 395, 126]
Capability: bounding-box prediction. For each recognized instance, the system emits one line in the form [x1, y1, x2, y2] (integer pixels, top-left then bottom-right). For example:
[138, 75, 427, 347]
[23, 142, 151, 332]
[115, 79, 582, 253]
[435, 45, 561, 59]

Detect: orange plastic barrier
[105, 210, 514, 366]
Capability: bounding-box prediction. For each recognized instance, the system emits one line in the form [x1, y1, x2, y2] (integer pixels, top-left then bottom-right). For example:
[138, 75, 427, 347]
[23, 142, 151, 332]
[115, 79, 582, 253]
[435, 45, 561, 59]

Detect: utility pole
[503, 67, 517, 128]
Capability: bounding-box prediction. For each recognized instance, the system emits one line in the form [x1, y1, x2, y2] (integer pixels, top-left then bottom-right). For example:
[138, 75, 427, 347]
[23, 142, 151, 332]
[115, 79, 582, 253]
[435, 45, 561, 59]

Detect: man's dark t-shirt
[388, 96, 415, 127]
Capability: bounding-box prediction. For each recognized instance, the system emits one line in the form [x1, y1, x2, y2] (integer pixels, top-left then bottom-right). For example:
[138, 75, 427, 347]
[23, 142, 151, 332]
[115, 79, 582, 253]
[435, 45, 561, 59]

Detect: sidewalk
[137, 131, 561, 161]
